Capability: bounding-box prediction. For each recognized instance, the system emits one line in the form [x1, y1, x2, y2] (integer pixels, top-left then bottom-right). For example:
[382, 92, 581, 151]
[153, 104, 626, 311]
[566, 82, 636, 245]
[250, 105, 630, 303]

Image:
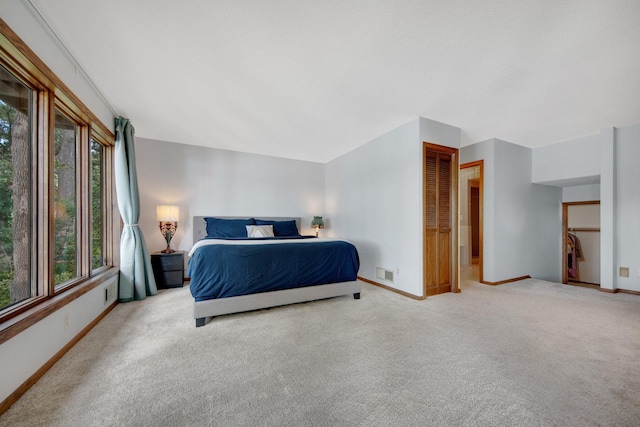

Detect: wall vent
[376, 267, 394, 282]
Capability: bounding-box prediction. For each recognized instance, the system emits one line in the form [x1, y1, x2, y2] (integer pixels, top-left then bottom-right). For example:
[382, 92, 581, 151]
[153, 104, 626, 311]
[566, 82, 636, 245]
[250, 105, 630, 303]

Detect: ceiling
[30, 0, 640, 163]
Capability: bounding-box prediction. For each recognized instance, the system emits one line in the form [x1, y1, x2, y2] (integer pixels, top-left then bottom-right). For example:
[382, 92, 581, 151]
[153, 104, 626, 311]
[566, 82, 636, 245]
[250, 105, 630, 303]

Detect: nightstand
[151, 251, 184, 288]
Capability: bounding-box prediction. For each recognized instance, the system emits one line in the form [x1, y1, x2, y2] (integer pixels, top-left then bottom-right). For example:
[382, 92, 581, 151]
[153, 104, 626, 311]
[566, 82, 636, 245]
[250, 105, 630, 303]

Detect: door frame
[423, 142, 459, 296]
[562, 200, 600, 284]
[460, 160, 484, 283]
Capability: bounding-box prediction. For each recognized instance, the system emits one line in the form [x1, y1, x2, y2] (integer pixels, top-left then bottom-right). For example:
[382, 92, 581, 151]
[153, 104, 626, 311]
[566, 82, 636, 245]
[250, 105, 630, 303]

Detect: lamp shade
[157, 205, 179, 222]
[311, 216, 324, 228]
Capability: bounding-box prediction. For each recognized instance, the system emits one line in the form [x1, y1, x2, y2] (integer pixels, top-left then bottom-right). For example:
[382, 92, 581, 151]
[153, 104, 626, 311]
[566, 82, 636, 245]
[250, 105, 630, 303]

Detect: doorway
[459, 161, 483, 283]
[562, 201, 600, 288]
[423, 143, 459, 296]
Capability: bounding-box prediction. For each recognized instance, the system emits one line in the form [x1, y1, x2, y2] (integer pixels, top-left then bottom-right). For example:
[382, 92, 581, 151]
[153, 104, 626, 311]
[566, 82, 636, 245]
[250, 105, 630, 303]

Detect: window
[90, 138, 105, 271]
[0, 65, 34, 312]
[0, 20, 116, 327]
[54, 109, 79, 287]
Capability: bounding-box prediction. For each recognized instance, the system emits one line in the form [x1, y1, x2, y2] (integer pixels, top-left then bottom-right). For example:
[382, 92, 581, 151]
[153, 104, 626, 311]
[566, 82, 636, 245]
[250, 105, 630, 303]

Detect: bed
[187, 216, 361, 327]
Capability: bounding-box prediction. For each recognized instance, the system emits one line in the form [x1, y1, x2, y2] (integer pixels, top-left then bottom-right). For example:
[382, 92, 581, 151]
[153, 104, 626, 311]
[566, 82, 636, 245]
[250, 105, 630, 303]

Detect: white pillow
[246, 224, 274, 238]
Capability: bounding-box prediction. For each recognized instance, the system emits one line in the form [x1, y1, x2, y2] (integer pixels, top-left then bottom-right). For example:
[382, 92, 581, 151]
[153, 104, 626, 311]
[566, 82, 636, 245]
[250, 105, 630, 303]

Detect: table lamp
[157, 205, 179, 253]
[311, 216, 324, 237]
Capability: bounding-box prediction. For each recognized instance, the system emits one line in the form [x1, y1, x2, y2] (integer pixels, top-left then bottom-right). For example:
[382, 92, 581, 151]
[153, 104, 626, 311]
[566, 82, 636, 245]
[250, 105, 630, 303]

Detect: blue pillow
[205, 217, 255, 238]
[255, 219, 300, 237]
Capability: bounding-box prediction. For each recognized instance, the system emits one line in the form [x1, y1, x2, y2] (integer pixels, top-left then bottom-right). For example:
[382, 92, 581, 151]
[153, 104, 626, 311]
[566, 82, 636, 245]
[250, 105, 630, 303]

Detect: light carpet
[1, 277, 640, 426]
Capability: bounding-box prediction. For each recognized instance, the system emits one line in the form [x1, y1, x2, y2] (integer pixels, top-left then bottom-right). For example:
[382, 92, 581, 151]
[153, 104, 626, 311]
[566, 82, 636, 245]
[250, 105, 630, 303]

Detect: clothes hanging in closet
[567, 233, 582, 279]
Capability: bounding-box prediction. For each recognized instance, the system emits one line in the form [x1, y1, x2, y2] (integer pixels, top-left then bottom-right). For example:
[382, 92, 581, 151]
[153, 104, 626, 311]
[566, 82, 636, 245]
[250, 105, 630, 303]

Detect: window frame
[89, 128, 113, 275]
[0, 61, 39, 311]
[52, 102, 84, 291]
[0, 18, 118, 340]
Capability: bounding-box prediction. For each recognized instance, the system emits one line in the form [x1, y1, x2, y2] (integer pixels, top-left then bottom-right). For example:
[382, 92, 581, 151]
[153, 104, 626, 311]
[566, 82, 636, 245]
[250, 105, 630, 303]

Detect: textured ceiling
[30, 0, 640, 163]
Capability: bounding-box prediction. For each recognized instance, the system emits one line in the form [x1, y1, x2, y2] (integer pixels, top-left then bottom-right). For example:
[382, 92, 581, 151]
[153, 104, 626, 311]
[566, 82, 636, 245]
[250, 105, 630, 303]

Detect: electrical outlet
[619, 267, 629, 278]
[63, 313, 69, 330]
[104, 282, 116, 304]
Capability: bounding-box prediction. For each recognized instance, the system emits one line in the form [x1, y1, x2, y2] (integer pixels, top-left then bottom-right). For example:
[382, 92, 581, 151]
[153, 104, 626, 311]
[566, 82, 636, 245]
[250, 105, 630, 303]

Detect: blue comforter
[187, 238, 360, 301]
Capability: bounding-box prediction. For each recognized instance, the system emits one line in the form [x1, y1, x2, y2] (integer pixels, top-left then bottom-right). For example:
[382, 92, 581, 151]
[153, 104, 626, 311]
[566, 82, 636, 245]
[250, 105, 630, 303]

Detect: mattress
[187, 238, 360, 302]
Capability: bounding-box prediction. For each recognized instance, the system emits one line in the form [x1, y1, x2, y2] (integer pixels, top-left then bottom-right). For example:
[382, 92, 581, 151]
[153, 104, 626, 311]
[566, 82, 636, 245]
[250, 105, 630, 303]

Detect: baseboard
[618, 289, 640, 296]
[599, 287, 640, 296]
[480, 275, 531, 286]
[0, 300, 118, 415]
[357, 276, 426, 300]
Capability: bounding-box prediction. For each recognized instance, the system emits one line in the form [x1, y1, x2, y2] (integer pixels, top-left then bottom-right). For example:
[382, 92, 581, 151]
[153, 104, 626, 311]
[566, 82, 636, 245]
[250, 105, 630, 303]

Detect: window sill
[0, 267, 119, 344]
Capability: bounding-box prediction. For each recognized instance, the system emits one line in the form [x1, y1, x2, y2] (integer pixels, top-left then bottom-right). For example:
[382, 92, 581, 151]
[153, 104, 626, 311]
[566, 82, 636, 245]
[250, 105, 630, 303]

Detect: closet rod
[568, 227, 600, 232]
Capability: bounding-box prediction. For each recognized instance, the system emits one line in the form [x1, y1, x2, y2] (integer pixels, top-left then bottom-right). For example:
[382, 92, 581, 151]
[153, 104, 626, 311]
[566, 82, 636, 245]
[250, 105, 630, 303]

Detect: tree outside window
[91, 138, 105, 271]
[54, 110, 78, 286]
[0, 65, 33, 311]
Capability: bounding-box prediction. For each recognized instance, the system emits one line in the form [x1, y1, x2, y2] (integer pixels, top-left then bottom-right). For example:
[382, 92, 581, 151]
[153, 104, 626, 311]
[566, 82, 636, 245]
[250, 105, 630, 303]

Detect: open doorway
[562, 201, 600, 288]
[460, 161, 483, 284]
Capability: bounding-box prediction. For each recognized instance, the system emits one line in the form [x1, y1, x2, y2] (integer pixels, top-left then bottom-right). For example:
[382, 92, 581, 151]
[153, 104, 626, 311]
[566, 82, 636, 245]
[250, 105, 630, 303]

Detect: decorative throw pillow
[246, 225, 274, 238]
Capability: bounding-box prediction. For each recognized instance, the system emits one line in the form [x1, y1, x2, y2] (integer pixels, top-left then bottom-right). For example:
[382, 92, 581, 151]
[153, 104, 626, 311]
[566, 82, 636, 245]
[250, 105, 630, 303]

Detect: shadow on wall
[353, 239, 382, 280]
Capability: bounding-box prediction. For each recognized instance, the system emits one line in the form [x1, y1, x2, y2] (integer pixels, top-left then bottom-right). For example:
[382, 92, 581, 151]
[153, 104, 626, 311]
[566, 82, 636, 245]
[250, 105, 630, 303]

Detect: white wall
[569, 204, 600, 228]
[493, 140, 534, 281]
[462, 140, 562, 283]
[0, 276, 118, 406]
[599, 129, 616, 290]
[532, 134, 600, 186]
[326, 117, 460, 297]
[571, 231, 601, 285]
[497, 140, 563, 282]
[563, 184, 600, 202]
[615, 124, 640, 291]
[0, 1, 114, 129]
[135, 138, 326, 254]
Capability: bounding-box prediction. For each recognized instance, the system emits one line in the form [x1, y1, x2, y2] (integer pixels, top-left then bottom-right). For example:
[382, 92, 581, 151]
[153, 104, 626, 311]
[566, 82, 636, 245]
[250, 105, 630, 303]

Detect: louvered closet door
[424, 149, 452, 296]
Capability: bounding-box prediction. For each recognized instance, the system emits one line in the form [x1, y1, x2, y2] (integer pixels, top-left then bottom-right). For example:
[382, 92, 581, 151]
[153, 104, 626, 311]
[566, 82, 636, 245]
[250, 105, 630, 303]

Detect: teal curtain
[114, 117, 157, 301]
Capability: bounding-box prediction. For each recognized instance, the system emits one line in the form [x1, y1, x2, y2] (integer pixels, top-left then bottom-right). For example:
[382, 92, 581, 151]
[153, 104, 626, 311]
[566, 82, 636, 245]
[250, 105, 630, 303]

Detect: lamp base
[159, 221, 177, 254]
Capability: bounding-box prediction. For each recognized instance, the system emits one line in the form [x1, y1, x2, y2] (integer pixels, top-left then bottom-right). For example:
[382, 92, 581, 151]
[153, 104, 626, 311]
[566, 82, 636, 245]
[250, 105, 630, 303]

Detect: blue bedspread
[187, 239, 360, 301]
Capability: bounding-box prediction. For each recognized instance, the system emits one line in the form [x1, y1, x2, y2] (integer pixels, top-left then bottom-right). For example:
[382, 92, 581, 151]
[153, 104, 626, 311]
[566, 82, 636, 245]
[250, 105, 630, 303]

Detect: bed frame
[191, 216, 361, 327]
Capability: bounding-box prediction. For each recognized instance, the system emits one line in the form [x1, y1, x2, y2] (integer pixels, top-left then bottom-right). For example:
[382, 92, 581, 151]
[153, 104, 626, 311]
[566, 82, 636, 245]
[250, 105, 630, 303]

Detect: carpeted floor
[1, 276, 640, 426]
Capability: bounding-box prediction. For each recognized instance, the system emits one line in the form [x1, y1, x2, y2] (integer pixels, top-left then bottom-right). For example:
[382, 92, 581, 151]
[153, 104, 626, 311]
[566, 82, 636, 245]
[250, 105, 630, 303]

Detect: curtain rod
[25, 0, 120, 118]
